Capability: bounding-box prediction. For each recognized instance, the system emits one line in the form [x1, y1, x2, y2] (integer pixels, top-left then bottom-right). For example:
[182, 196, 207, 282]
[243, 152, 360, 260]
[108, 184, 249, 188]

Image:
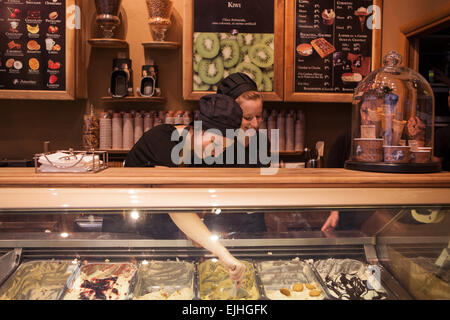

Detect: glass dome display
[345, 51, 441, 173]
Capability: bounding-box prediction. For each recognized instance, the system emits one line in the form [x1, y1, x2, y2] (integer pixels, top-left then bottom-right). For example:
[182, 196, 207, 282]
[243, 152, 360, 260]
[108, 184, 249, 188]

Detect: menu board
[191, 0, 276, 94]
[294, 0, 375, 94]
[0, 0, 66, 92]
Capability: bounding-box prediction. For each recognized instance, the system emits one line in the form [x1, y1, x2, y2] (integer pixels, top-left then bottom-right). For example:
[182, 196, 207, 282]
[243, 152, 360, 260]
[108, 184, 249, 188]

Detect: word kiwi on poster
[192, 0, 275, 93]
[0, 0, 73, 99]
[293, 0, 379, 95]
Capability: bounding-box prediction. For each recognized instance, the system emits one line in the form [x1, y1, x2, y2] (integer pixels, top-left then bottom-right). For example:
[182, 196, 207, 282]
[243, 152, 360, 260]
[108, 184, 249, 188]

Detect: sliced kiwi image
[193, 32, 200, 45]
[264, 69, 274, 80]
[193, 53, 203, 73]
[238, 49, 250, 64]
[193, 73, 211, 91]
[249, 43, 274, 68]
[194, 82, 211, 91]
[219, 33, 237, 41]
[261, 34, 274, 51]
[237, 33, 263, 47]
[235, 62, 263, 87]
[258, 74, 273, 92]
[226, 68, 236, 75]
[195, 33, 220, 59]
[198, 57, 225, 85]
[220, 39, 240, 69]
[240, 45, 250, 55]
[192, 32, 275, 91]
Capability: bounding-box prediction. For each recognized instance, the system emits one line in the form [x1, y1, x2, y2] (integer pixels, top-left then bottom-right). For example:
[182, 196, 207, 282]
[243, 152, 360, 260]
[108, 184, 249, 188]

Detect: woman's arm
[168, 212, 246, 285]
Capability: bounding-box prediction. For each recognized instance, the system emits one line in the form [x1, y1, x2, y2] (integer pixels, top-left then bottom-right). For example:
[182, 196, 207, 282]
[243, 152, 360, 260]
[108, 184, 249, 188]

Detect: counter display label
[194, 0, 274, 33]
[192, 0, 275, 93]
[294, 0, 375, 93]
[0, 0, 66, 91]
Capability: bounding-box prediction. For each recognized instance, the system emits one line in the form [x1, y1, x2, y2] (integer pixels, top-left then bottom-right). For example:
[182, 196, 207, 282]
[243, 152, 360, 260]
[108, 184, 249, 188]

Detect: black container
[137, 65, 159, 97]
[109, 58, 133, 98]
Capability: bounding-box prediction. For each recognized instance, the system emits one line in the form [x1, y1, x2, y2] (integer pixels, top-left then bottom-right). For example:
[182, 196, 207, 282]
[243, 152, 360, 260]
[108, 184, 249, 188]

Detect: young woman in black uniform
[124, 92, 246, 284]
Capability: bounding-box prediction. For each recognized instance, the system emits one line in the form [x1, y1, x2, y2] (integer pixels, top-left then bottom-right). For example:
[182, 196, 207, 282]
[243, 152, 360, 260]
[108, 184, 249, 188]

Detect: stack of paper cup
[144, 112, 153, 132]
[123, 113, 134, 150]
[165, 111, 175, 124]
[154, 116, 163, 127]
[267, 111, 277, 146]
[295, 110, 305, 152]
[174, 111, 184, 125]
[285, 112, 295, 151]
[183, 111, 192, 125]
[277, 112, 285, 151]
[259, 118, 267, 130]
[112, 113, 123, 149]
[99, 112, 112, 150]
[158, 111, 166, 123]
[134, 112, 144, 144]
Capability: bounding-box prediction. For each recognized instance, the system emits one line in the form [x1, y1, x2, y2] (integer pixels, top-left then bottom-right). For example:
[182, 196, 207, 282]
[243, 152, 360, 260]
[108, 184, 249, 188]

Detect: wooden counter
[0, 168, 449, 188]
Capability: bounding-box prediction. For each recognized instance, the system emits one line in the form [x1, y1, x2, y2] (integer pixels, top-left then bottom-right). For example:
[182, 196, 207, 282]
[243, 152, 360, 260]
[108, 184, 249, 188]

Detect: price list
[294, 0, 374, 93]
[0, 0, 66, 91]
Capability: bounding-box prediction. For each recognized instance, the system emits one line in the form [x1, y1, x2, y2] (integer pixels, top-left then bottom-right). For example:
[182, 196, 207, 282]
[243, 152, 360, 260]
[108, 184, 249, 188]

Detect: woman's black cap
[197, 94, 243, 135]
[216, 72, 258, 99]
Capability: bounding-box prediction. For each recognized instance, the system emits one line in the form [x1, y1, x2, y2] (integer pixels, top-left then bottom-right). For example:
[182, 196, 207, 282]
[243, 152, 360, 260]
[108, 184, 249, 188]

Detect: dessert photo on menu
[192, 0, 275, 92]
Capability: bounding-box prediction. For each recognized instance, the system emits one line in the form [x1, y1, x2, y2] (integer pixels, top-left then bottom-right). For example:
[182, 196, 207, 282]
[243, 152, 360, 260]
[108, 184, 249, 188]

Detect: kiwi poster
[294, 0, 375, 93]
[193, 0, 275, 92]
[0, 0, 66, 91]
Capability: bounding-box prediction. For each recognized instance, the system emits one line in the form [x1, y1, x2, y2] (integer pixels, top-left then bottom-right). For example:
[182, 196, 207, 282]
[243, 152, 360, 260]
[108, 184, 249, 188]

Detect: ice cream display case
[0, 186, 449, 300]
[345, 50, 441, 173]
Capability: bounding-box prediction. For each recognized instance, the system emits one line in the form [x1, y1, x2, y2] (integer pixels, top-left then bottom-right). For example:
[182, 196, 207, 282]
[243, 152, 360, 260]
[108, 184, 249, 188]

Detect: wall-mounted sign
[183, 0, 285, 101]
[285, 0, 383, 102]
[0, 0, 76, 100]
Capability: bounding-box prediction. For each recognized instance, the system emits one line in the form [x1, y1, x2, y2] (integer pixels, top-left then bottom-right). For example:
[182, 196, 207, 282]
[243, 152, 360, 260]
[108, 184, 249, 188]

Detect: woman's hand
[168, 212, 246, 286]
[321, 210, 340, 232]
[219, 255, 246, 287]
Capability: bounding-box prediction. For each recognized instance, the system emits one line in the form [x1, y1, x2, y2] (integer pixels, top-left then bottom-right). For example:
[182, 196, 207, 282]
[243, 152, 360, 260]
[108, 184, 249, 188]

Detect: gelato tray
[132, 260, 195, 300]
[313, 258, 388, 300]
[63, 263, 137, 300]
[199, 259, 259, 300]
[256, 259, 328, 300]
[0, 260, 77, 300]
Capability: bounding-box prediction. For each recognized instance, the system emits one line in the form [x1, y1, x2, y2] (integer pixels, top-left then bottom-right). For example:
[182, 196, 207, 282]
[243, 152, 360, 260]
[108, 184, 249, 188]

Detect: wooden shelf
[101, 96, 166, 103]
[88, 38, 129, 48]
[103, 149, 130, 154]
[279, 151, 304, 156]
[102, 150, 303, 157]
[142, 41, 180, 50]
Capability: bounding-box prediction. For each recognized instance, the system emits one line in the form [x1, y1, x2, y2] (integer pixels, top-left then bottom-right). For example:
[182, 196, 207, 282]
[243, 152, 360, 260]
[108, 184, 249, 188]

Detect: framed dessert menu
[285, 0, 382, 102]
[183, 0, 284, 101]
[0, 0, 76, 100]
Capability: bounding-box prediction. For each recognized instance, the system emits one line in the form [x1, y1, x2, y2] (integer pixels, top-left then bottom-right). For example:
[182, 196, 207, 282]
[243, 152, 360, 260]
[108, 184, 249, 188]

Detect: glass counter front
[0, 187, 448, 300]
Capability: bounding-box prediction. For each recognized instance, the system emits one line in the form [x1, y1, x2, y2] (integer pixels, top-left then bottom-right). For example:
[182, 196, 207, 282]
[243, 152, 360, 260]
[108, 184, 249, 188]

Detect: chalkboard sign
[0, 0, 76, 100]
[285, 0, 382, 102]
[183, 0, 285, 101]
